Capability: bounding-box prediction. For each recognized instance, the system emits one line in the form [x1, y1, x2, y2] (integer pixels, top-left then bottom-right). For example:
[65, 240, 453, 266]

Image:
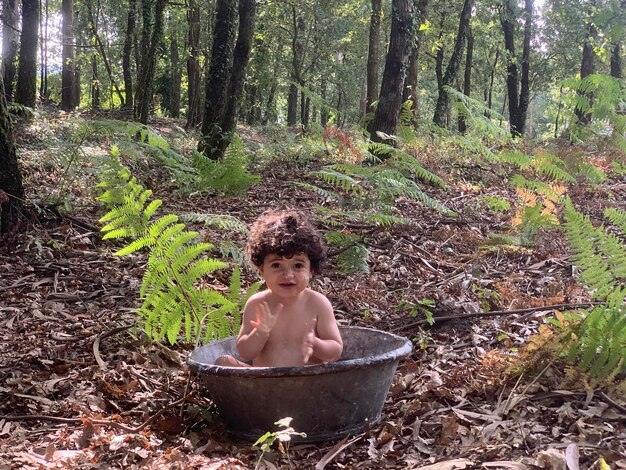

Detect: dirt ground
[1, 115, 625, 469]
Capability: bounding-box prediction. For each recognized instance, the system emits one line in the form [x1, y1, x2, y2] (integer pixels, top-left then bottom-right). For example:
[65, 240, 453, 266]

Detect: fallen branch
[392, 302, 599, 333]
[93, 325, 134, 370]
[0, 393, 192, 433]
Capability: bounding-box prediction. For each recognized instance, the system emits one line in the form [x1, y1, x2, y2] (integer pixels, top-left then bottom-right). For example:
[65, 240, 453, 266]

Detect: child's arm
[236, 299, 282, 362]
[303, 296, 343, 363]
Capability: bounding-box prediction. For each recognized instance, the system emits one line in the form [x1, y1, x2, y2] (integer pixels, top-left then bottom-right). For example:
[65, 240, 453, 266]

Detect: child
[215, 210, 343, 367]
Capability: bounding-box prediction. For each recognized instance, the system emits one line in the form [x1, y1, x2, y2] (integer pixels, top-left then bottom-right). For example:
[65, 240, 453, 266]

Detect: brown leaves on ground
[1, 117, 625, 468]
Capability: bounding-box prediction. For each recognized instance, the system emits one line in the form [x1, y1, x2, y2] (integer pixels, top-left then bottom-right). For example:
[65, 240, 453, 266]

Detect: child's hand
[250, 302, 282, 334]
[302, 319, 317, 363]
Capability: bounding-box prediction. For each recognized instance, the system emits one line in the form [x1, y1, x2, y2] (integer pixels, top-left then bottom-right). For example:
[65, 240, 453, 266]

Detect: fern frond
[180, 212, 249, 235]
[604, 208, 626, 235]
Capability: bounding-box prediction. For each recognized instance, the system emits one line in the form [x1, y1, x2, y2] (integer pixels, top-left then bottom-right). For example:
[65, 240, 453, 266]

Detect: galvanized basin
[187, 325, 412, 442]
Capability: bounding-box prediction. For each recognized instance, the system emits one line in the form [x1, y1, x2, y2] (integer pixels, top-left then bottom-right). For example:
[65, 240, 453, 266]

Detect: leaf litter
[1, 115, 625, 469]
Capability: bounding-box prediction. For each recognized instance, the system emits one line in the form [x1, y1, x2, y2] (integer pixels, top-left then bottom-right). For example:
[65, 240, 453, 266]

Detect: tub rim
[187, 325, 413, 378]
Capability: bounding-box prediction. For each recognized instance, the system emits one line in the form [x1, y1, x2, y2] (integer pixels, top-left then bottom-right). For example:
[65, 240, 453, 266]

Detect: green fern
[192, 136, 260, 195]
[604, 208, 626, 234]
[97, 164, 251, 344]
[561, 198, 626, 379]
[325, 231, 370, 275]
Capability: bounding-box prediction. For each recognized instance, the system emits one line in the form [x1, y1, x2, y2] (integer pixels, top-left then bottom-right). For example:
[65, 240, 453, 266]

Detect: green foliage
[560, 198, 626, 379]
[191, 136, 260, 195]
[604, 207, 626, 234]
[97, 164, 255, 345]
[325, 230, 370, 275]
[253, 417, 306, 470]
[562, 74, 626, 152]
[396, 298, 435, 325]
[480, 195, 511, 213]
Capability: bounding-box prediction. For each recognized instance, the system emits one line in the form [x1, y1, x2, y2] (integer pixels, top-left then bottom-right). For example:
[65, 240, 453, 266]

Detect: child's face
[259, 253, 312, 300]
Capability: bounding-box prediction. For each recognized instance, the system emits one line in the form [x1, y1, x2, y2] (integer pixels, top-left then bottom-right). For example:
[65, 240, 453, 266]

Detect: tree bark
[61, 0, 76, 111]
[575, 20, 597, 126]
[365, 0, 382, 114]
[170, 29, 181, 118]
[39, 0, 50, 101]
[2, 0, 20, 102]
[91, 56, 100, 110]
[198, 0, 237, 156]
[610, 43, 622, 79]
[185, 0, 202, 127]
[458, 26, 473, 134]
[403, 0, 429, 114]
[135, 0, 167, 124]
[517, 0, 532, 135]
[15, 0, 40, 107]
[367, 0, 414, 146]
[432, 0, 474, 128]
[205, 0, 256, 160]
[0, 74, 24, 235]
[122, 0, 136, 110]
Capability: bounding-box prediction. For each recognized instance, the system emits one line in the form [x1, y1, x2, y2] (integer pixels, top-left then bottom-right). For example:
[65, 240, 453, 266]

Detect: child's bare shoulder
[307, 289, 333, 310]
[245, 289, 272, 306]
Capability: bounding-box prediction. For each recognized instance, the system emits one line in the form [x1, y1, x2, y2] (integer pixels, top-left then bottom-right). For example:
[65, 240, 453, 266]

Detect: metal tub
[187, 326, 412, 442]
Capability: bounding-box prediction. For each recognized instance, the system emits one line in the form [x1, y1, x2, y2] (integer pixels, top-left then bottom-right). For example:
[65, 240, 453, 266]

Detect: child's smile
[260, 253, 311, 300]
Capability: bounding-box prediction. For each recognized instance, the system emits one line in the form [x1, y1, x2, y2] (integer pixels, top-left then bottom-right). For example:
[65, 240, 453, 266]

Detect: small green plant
[97, 161, 253, 344]
[396, 298, 435, 325]
[481, 195, 511, 213]
[557, 198, 626, 382]
[253, 417, 306, 470]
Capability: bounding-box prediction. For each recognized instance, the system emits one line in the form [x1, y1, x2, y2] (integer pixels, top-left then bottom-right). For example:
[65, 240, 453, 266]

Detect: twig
[0, 393, 193, 433]
[599, 391, 626, 414]
[93, 325, 134, 370]
[392, 302, 599, 333]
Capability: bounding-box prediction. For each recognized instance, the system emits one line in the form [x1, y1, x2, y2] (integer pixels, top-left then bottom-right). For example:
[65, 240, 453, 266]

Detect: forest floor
[1, 111, 625, 469]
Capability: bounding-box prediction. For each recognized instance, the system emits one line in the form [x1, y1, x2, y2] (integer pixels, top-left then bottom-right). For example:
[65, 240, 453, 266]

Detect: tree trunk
[0, 74, 24, 235]
[287, 9, 305, 127]
[135, 0, 167, 124]
[39, 0, 50, 101]
[458, 26, 473, 134]
[185, 0, 202, 127]
[432, 0, 474, 128]
[91, 57, 100, 110]
[122, 0, 136, 110]
[367, 0, 414, 146]
[403, 0, 429, 114]
[516, 0, 532, 136]
[170, 30, 181, 118]
[198, 0, 237, 157]
[2, 0, 20, 102]
[287, 82, 298, 126]
[15, 0, 40, 107]
[87, 0, 125, 107]
[500, 0, 520, 135]
[73, 38, 82, 108]
[61, 0, 76, 111]
[320, 78, 328, 126]
[365, 0, 382, 114]
[487, 49, 498, 113]
[575, 20, 597, 126]
[610, 43, 622, 79]
[204, 0, 256, 160]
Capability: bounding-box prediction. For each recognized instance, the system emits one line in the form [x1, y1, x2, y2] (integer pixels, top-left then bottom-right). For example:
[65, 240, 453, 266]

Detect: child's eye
[295, 263, 305, 269]
[271, 263, 280, 269]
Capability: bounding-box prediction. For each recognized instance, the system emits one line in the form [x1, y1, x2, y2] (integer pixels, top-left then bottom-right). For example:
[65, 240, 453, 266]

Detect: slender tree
[198, 0, 237, 156]
[500, 0, 533, 136]
[574, 5, 597, 126]
[170, 28, 181, 118]
[403, 0, 429, 114]
[122, 0, 137, 111]
[458, 25, 473, 134]
[199, 0, 256, 160]
[15, 0, 40, 107]
[365, 0, 382, 114]
[61, 0, 76, 111]
[0, 74, 24, 235]
[2, 0, 20, 102]
[367, 0, 414, 145]
[185, 0, 202, 127]
[432, 0, 474, 128]
[134, 0, 167, 123]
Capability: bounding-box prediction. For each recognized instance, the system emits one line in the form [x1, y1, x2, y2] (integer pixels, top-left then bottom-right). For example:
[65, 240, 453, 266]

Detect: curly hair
[246, 210, 327, 273]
